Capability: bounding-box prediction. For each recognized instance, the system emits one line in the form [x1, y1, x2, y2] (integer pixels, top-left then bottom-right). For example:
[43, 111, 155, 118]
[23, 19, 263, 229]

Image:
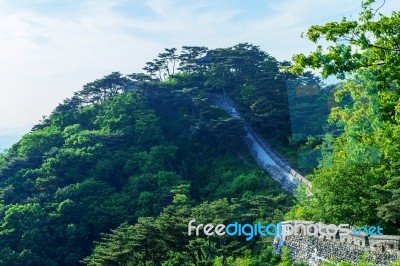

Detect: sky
[0, 0, 399, 132]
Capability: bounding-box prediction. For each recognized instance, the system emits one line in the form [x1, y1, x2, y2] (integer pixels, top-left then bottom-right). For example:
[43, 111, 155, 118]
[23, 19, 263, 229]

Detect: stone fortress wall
[274, 221, 400, 266]
[208, 93, 310, 193]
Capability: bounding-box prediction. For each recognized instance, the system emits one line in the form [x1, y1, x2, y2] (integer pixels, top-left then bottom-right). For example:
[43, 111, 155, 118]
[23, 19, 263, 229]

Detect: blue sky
[0, 0, 398, 131]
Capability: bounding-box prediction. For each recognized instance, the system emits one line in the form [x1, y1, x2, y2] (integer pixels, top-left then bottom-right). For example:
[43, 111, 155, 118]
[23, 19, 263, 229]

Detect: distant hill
[0, 126, 31, 152]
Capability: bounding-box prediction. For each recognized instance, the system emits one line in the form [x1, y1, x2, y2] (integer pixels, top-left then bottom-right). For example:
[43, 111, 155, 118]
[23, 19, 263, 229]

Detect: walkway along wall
[208, 94, 310, 193]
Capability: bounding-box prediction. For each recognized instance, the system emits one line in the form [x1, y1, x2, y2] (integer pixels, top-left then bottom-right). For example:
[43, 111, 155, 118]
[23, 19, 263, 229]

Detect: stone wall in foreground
[274, 221, 400, 266]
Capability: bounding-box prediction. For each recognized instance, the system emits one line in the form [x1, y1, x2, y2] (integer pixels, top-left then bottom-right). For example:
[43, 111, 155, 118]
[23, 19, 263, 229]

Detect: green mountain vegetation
[0, 1, 399, 265]
[0, 44, 302, 265]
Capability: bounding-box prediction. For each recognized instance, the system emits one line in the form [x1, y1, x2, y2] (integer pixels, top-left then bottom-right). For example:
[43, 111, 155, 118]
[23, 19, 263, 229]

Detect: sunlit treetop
[290, 0, 400, 91]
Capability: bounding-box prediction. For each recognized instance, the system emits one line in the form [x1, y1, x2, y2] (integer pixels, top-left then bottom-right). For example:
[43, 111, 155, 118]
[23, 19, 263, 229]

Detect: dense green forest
[0, 44, 300, 265]
[0, 1, 399, 265]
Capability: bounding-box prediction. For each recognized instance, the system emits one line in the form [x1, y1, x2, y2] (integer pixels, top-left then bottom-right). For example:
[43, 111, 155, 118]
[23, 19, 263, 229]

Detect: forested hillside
[0, 44, 310, 265]
[0, 1, 399, 265]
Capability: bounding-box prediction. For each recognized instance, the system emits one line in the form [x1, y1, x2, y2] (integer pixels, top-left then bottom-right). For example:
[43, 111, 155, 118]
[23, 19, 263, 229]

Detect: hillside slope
[0, 44, 302, 265]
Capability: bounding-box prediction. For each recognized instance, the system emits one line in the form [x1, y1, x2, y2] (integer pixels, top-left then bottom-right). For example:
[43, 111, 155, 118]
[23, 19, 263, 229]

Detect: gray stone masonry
[274, 221, 400, 265]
